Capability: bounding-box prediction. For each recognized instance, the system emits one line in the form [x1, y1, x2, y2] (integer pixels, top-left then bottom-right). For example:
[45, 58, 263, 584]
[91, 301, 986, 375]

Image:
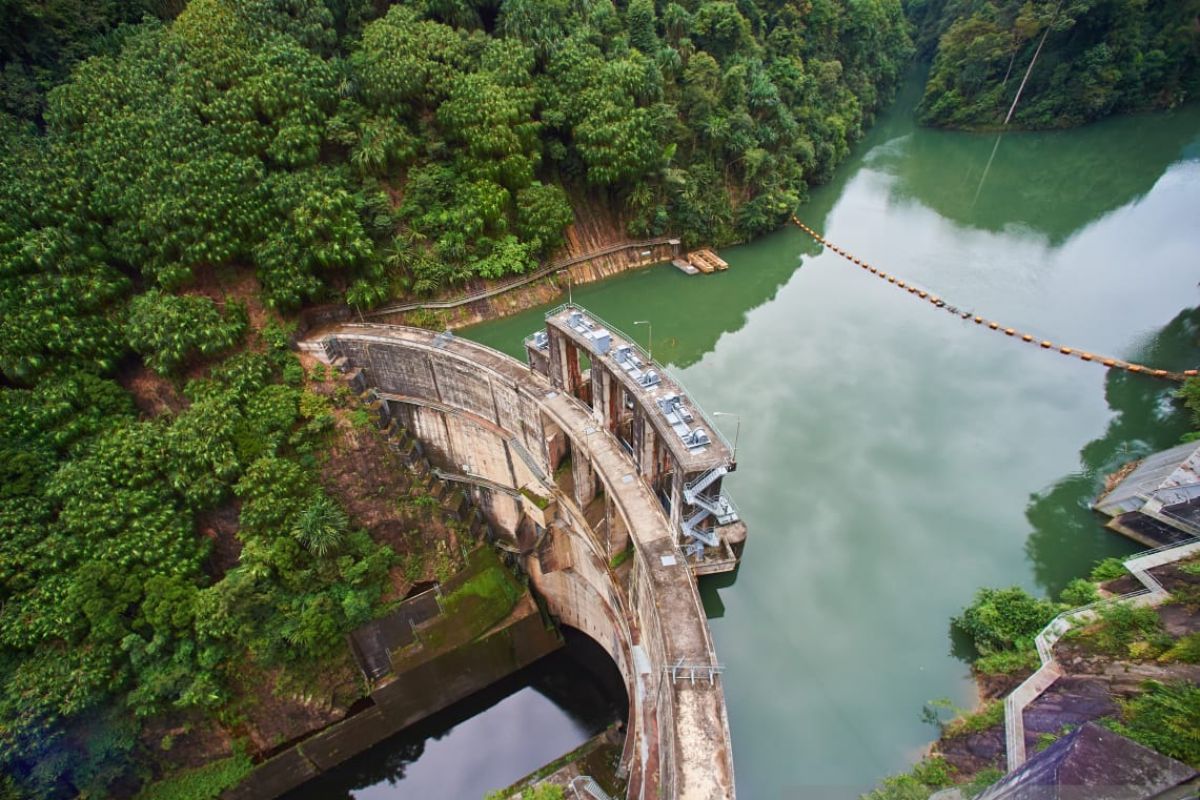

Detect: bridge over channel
[305, 306, 746, 800]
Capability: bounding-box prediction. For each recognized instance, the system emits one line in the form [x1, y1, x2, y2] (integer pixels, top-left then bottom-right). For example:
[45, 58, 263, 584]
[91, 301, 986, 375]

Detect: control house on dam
[310, 304, 747, 799]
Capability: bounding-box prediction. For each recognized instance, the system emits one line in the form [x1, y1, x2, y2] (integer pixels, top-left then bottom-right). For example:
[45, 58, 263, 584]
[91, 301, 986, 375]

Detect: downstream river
[296, 74, 1200, 798]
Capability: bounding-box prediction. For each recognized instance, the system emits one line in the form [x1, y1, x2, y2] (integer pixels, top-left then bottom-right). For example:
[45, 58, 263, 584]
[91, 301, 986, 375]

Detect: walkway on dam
[308, 323, 734, 799]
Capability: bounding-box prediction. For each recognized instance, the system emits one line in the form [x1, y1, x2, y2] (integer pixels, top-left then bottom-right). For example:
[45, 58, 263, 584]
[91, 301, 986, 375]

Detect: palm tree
[291, 496, 349, 558]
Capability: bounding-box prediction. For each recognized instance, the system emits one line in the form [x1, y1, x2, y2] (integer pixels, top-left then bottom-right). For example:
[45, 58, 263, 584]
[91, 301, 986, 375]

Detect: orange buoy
[1154, 369, 1168, 378]
[853, 258, 861, 265]
[1185, 370, 1198, 377]
[908, 286, 917, 294]
[1060, 347, 1073, 355]
[918, 291, 928, 298]
[1080, 353, 1093, 361]
[1022, 334, 1034, 342]
[989, 322, 999, 330]
[897, 280, 906, 288]
[1103, 359, 1117, 367]
[887, 276, 896, 283]
[1040, 341, 1052, 348]
[1005, 328, 1016, 336]
[1127, 364, 1143, 373]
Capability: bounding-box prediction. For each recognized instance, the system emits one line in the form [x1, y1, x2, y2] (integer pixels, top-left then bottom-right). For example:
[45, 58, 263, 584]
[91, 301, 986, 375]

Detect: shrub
[1090, 557, 1129, 582]
[1159, 632, 1200, 664]
[1105, 681, 1200, 767]
[974, 648, 1040, 675]
[860, 757, 954, 800]
[134, 751, 253, 800]
[963, 767, 1003, 798]
[944, 700, 1005, 737]
[127, 291, 248, 374]
[1080, 603, 1168, 657]
[1059, 578, 1099, 607]
[952, 587, 1059, 655]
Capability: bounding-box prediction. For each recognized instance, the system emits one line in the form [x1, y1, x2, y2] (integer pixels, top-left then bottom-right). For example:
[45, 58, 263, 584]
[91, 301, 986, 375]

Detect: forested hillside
[0, 1, 911, 797]
[908, 0, 1200, 129]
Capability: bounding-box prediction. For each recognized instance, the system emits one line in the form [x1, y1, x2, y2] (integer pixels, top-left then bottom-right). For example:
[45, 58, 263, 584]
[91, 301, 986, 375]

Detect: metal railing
[1002, 534, 1200, 771]
[544, 303, 736, 452]
[363, 238, 675, 319]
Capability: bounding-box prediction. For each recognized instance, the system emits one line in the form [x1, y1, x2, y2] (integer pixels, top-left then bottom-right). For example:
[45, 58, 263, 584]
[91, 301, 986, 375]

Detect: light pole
[713, 411, 740, 462]
[633, 320, 653, 360]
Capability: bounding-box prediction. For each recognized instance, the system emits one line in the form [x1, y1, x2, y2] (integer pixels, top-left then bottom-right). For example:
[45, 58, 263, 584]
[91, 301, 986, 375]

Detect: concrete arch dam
[307, 307, 747, 799]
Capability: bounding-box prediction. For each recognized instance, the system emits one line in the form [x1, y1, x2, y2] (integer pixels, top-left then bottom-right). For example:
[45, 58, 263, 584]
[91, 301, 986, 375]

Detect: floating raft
[672, 258, 700, 275]
[686, 249, 728, 274]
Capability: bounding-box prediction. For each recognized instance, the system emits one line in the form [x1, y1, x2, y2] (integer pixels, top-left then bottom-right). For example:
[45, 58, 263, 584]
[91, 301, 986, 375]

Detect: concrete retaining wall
[225, 601, 559, 799]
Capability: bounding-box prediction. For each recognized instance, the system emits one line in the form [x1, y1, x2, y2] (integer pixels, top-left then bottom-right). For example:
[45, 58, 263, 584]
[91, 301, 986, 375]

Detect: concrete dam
[308, 304, 747, 799]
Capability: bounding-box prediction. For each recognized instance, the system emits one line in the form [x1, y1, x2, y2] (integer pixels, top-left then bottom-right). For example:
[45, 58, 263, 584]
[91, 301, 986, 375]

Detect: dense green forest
[907, 0, 1200, 129]
[0, 0, 912, 797]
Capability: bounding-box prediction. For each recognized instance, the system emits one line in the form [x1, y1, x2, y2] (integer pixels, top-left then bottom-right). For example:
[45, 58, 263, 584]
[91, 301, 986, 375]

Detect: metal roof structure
[977, 722, 1197, 800]
[1096, 440, 1200, 516]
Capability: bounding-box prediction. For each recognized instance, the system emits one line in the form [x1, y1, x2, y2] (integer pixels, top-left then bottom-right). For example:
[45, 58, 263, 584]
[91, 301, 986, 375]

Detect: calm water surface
[462, 74, 1200, 797]
[284, 634, 625, 799]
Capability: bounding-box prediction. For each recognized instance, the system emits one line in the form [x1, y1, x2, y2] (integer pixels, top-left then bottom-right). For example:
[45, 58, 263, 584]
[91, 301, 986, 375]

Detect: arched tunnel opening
[282, 628, 628, 799]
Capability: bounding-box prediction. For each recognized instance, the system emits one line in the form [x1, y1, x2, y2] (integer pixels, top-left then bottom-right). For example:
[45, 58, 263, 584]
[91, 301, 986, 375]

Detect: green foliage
[609, 544, 634, 570]
[1059, 577, 1099, 607]
[1105, 681, 1200, 767]
[521, 786, 565, 800]
[1076, 602, 1169, 658]
[127, 291, 247, 374]
[0, 1, 926, 792]
[952, 586, 1060, 656]
[915, 0, 1200, 130]
[973, 647, 1039, 675]
[135, 750, 254, 800]
[1090, 557, 1129, 582]
[860, 756, 954, 800]
[962, 767, 1003, 797]
[0, 0, 166, 121]
[0, 346, 394, 796]
[442, 553, 521, 618]
[1159, 630, 1200, 664]
[944, 700, 1004, 737]
[1035, 724, 1075, 753]
[291, 495, 350, 557]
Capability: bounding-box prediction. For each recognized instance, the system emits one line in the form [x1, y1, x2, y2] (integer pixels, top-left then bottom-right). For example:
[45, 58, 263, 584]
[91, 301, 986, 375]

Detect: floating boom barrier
[791, 216, 1194, 383]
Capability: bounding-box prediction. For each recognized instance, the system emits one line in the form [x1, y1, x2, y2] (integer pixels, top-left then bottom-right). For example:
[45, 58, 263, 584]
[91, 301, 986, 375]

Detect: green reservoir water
[459, 74, 1200, 797]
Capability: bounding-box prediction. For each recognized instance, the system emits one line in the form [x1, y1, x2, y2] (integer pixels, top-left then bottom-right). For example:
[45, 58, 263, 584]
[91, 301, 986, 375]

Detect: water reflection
[867, 106, 1200, 245]
[284, 631, 626, 799]
[460, 73, 1200, 797]
[1023, 307, 1200, 596]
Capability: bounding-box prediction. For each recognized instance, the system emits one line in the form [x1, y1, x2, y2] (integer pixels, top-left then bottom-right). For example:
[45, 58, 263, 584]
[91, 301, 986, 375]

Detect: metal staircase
[688, 492, 738, 523]
[682, 508, 720, 547]
[679, 466, 738, 556]
[684, 466, 727, 503]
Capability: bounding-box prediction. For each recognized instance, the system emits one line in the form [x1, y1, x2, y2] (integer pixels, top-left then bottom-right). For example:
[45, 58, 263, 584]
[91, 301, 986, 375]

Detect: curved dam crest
[306, 312, 745, 799]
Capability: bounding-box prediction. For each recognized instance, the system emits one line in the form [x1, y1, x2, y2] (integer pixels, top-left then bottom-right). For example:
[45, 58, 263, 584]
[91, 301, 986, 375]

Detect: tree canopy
[0, 0, 919, 795]
[909, 0, 1200, 129]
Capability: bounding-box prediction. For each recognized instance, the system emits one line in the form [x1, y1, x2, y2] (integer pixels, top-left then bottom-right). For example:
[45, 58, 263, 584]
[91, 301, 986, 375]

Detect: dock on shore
[676, 248, 729, 275]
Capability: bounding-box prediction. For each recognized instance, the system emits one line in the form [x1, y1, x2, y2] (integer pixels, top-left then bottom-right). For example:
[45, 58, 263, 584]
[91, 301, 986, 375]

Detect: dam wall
[313, 323, 738, 799]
